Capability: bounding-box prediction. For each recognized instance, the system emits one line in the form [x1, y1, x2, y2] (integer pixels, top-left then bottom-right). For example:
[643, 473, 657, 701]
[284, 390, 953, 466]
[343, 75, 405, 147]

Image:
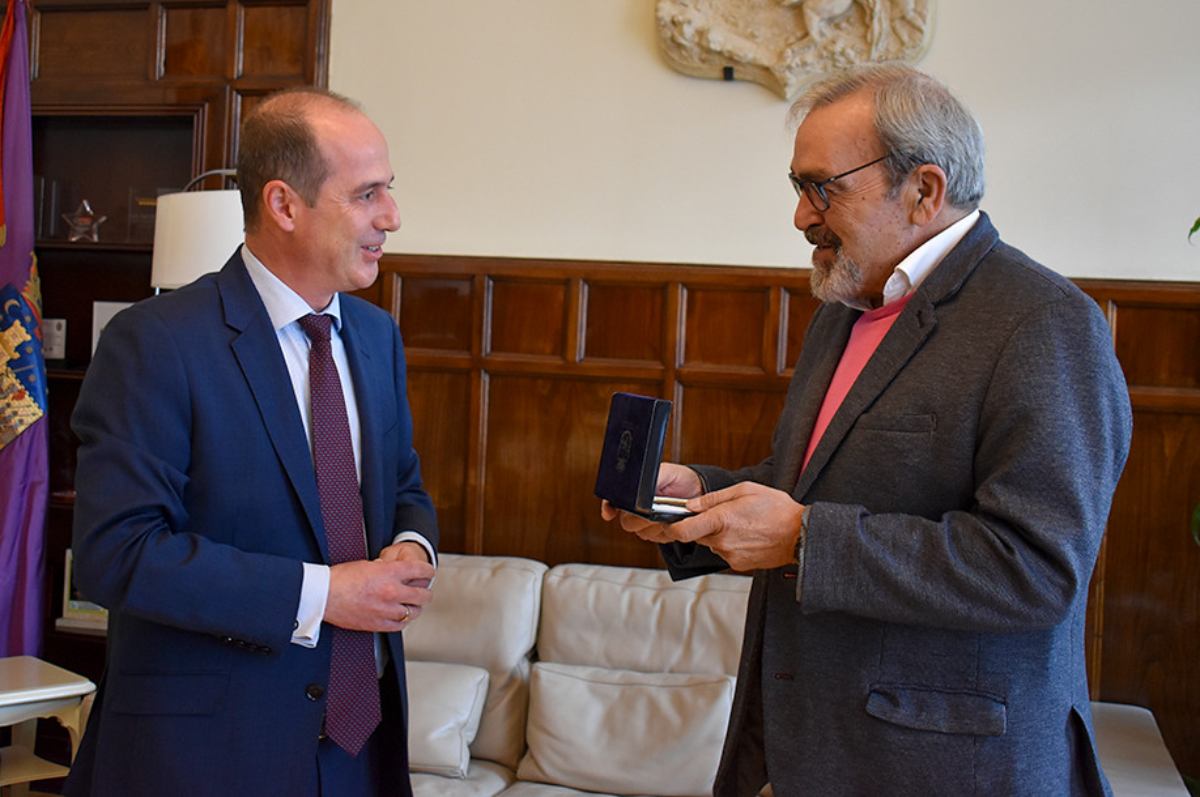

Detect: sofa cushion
[404, 554, 548, 770]
[500, 783, 655, 797]
[537, 564, 750, 677]
[516, 662, 734, 797]
[406, 660, 489, 778]
[411, 759, 515, 797]
[1090, 702, 1189, 795]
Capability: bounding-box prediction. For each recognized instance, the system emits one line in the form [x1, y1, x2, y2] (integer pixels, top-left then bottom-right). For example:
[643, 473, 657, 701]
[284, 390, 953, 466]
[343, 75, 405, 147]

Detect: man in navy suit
[66, 88, 438, 796]
[605, 64, 1131, 795]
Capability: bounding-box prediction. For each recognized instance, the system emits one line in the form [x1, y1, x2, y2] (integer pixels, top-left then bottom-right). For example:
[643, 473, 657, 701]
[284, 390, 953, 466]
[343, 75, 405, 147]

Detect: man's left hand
[672, 482, 805, 572]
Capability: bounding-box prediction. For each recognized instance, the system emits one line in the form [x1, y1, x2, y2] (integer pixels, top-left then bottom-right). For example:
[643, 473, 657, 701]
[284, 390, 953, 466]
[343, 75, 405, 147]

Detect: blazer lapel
[793, 213, 1001, 498]
[794, 297, 937, 498]
[777, 306, 856, 492]
[339, 303, 388, 556]
[218, 255, 330, 562]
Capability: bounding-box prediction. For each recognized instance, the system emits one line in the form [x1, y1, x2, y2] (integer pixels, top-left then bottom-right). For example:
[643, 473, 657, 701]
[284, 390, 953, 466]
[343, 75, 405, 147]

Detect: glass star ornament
[62, 199, 107, 242]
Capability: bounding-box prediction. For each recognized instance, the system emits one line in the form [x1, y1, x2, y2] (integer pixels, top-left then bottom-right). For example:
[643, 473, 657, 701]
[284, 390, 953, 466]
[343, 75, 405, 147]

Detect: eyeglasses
[787, 153, 891, 212]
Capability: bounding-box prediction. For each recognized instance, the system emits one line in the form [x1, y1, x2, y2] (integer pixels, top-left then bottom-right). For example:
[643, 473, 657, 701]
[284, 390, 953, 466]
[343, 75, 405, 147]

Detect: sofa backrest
[517, 563, 752, 797]
[537, 563, 750, 675]
[404, 553, 548, 770]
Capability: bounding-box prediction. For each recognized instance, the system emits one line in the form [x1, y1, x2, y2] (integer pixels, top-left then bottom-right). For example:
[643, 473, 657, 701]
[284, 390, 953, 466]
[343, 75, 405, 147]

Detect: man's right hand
[324, 559, 435, 633]
[600, 462, 703, 543]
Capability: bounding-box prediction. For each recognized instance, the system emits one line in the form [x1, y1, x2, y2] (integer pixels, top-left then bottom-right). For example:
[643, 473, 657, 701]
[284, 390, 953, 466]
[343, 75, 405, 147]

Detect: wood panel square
[36, 9, 147, 80]
[783, 287, 819, 371]
[240, 3, 306, 78]
[488, 279, 566, 358]
[407, 369, 471, 554]
[1100, 411, 1200, 769]
[683, 287, 770, 370]
[163, 6, 227, 78]
[1114, 304, 1200, 389]
[481, 376, 663, 568]
[677, 385, 786, 471]
[398, 276, 473, 353]
[583, 282, 664, 363]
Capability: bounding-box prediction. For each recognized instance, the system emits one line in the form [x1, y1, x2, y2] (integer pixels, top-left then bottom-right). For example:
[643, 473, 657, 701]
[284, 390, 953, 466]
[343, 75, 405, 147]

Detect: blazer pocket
[109, 672, 228, 716]
[855, 412, 936, 434]
[865, 684, 1006, 736]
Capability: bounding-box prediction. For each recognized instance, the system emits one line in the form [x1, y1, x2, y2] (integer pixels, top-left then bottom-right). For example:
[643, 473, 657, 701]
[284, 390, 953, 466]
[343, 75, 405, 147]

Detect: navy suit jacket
[65, 253, 438, 796]
[664, 215, 1132, 796]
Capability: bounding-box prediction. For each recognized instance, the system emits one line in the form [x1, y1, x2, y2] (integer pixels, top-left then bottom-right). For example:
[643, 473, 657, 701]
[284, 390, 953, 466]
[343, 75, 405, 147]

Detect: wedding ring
[401, 605, 412, 622]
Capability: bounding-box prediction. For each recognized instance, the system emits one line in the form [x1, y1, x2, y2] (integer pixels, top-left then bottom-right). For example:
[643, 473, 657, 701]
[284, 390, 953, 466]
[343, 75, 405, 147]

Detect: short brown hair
[236, 87, 362, 229]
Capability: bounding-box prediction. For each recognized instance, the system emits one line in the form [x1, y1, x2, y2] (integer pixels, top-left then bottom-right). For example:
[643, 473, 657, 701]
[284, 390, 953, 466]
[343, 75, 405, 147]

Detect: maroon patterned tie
[299, 313, 381, 757]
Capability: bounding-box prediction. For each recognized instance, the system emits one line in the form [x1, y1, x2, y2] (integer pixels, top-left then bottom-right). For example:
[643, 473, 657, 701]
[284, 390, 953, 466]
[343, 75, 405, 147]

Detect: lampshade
[150, 189, 244, 290]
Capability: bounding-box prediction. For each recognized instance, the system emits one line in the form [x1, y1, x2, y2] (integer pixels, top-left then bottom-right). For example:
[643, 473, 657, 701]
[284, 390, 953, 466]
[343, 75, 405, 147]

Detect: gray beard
[810, 248, 870, 310]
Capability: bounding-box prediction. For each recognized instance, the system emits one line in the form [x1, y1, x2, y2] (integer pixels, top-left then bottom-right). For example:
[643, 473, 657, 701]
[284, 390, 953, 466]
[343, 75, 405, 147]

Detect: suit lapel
[777, 306, 856, 492]
[218, 255, 330, 562]
[794, 297, 937, 498]
[792, 213, 1001, 498]
[339, 303, 388, 556]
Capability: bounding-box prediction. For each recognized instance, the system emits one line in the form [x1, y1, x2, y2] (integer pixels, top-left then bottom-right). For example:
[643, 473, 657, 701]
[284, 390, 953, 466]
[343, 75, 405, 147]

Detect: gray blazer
[664, 214, 1132, 796]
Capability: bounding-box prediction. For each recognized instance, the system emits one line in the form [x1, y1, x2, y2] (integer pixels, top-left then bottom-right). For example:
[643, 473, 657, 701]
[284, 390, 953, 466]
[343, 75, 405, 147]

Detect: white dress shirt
[880, 210, 981, 306]
[240, 244, 435, 649]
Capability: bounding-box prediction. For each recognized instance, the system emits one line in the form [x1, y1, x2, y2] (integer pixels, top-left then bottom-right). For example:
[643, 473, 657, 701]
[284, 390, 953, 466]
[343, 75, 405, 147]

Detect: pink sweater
[800, 294, 914, 473]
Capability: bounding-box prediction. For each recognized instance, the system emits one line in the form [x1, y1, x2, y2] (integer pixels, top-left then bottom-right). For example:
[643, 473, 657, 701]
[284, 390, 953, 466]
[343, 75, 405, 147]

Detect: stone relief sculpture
[656, 0, 934, 99]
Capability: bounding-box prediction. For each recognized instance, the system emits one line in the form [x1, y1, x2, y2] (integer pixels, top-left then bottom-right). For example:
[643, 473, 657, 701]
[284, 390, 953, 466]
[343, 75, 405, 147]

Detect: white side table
[0, 657, 96, 797]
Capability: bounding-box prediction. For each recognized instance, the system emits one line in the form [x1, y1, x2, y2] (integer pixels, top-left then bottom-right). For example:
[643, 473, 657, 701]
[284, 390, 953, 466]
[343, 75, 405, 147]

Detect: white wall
[329, 0, 1200, 280]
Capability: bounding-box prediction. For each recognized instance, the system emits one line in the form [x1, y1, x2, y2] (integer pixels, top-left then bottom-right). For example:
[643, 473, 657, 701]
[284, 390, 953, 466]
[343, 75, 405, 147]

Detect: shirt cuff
[793, 505, 810, 603]
[393, 531, 438, 569]
[292, 562, 330, 648]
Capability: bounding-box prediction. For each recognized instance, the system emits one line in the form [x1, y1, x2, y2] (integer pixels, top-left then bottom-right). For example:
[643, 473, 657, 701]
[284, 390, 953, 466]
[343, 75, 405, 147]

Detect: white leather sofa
[403, 554, 749, 797]
[402, 554, 1188, 797]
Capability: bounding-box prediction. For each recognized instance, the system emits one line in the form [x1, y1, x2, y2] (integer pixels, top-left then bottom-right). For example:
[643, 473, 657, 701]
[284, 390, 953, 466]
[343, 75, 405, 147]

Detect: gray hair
[789, 63, 985, 210]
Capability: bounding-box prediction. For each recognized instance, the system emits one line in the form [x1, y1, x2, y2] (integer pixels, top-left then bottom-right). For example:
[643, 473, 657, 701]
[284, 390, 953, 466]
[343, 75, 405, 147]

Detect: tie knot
[299, 313, 333, 343]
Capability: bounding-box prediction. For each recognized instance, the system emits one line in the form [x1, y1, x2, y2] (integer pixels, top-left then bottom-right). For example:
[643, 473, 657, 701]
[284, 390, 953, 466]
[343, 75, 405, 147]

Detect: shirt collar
[240, 244, 343, 334]
[881, 209, 981, 306]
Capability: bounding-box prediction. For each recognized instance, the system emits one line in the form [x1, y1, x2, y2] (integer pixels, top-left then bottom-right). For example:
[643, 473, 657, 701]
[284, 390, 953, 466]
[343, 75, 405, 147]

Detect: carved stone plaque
[656, 0, 934, 100]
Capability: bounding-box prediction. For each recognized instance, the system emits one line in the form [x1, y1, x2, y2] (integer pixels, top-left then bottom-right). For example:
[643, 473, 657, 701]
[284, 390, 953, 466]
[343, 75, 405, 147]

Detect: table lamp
[150, 169, 244, 292]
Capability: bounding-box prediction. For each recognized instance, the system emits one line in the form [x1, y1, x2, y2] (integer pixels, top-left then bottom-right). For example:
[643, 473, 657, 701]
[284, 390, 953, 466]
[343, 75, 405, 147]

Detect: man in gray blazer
[603, 64, 1132, 795]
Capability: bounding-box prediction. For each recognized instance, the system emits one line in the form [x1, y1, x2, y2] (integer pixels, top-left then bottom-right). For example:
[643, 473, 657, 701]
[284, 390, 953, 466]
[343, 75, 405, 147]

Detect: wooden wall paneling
[682, 284, 772, 373]
[486, 276, 569, 359]
[32, 3, 151, 82]
[466, 274, 490, 553]
[238, 0, 309, 80]
[397, 274, 474, 354]
[677, 384, 788, 471]
[783, 285, 820, 375]
[582, 280, 666, 364]
[665, 281, 685, 457]
[1081, 282, 1200, 779]
[406, 368, 473, 555]
[160, 3, 227, 79]
[480, 374, 663, 569]
[1103, 408, 1200, 776]
[1116, 305, 1200, 389]
[565, 277, 585, 363]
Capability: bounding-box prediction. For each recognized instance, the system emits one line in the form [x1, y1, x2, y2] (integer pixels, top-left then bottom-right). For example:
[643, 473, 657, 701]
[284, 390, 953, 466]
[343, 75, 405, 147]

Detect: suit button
[305, 684, 325, 701]
[772, 672, 794, 681]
